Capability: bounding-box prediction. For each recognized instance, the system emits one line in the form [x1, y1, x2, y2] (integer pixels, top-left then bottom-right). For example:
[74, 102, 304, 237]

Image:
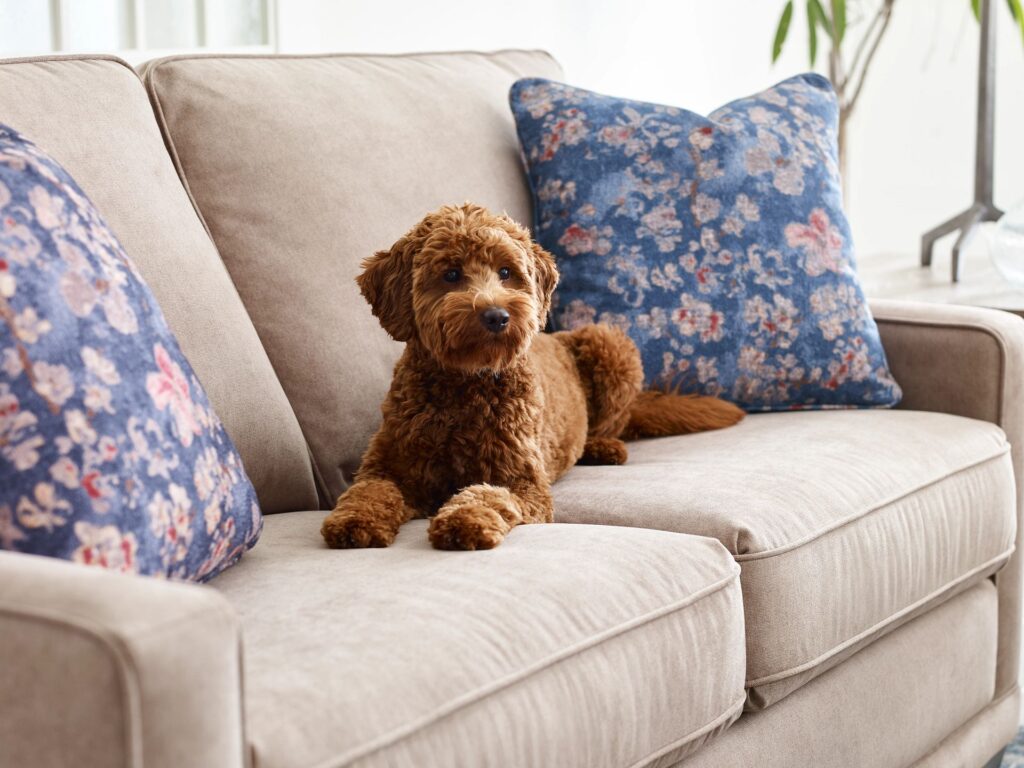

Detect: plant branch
[845, 0, 895, 111]
[843, 0, 888, 89]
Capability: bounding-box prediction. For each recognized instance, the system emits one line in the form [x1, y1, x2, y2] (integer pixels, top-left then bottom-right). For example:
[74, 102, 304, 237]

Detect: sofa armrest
[0, 552, 245, 768]
[871, 298, 1024, 697]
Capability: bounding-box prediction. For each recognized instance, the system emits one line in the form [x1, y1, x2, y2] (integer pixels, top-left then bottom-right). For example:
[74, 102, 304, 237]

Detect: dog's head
[357, 203, 558, 373]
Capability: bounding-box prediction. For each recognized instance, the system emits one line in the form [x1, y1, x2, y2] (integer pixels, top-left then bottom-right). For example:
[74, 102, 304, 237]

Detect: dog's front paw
[321, 479, 408, 549]
[428, 506, 508, 550]
[428, 485, 521, 551]
[322, 510, 397, 548]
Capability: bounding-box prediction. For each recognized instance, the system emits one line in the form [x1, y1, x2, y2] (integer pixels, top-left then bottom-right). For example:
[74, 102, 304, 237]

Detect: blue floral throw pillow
[510, 75, 900, 410]
[0, 124, 261, 581]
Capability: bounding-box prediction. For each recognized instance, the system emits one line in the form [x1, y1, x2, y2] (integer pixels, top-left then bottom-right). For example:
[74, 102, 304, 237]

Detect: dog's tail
[621, 390, 745, 440]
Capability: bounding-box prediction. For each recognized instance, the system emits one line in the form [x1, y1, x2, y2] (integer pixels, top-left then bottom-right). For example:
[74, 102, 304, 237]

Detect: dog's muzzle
[480, 306, 510, 334]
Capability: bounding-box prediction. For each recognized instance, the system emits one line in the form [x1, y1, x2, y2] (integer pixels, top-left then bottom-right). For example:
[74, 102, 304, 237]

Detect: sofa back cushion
[0, 55, 317, 513]
[142, 50, 563, 500]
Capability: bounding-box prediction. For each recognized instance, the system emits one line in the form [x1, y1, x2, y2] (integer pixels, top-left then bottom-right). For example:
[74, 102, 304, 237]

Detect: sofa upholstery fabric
[0, 551, 245, 768]
[0, 55, 316, 514]
[552, 408, 1016, 708]
[141, 50, 564, 501]
[911, 688, 1020, 768]
[871, 299, 1024, 700]
[211, 511, 745, 768]
[678, 581, 1003, 768]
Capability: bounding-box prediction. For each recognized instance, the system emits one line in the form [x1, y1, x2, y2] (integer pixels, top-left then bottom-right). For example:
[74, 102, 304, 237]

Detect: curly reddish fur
[321, 203, 744, 551]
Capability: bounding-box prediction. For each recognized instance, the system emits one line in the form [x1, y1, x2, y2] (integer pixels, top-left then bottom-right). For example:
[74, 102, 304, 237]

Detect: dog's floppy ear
[530, 242, 559, 325]
[356, 236, 417, 342]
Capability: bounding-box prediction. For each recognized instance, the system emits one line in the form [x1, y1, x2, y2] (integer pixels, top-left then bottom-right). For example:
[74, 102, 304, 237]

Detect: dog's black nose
[481, 306, 510, 333]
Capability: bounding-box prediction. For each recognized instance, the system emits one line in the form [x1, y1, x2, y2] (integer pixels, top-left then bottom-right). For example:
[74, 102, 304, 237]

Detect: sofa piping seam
[872, 315, 1010, 424]
[734, 446, 1010, 562]
[913, 684, 1019, 765]
[990, 683, 1021, 709]
[872, 308, 1023, 701]
[140, 48, 557, 68]
[0, 53, 138, 76]
[0, 593, 247, 767]
[310, 567, 740, 768]
[745, 544, 1014, 688]
[624, 693, 745, 768]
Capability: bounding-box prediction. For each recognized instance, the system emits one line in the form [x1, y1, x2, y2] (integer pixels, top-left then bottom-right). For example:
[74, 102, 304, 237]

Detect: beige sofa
[0, 49, 1021, 768]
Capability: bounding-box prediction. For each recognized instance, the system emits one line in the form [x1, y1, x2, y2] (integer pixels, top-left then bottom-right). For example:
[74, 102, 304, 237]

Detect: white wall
[275, 0, 1024, 260]
[847, 0, 1024, 256]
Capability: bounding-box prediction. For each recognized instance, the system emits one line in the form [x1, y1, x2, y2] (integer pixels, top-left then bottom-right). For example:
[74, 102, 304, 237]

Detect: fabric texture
[509, 75, 900, 410]
[678, 581, 1002, 768]
[995, 723, 1024, 768]
[0, 55, 316, 514]
[871, 299, 1024, 701]
[0, 550, 245, 768]
[211, 511, 745, 768]
[552, 408, 1016, 709]
[912, 690, 1019, 768]
[141, 50, 564, 501]
[0, 124, 261, 580]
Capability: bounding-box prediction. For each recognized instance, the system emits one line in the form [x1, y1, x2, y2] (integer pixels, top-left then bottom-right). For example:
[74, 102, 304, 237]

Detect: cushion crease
[744, 545, 1014, 687]
[624, 693, 745, 768]
[734, 445, 1010, 561]
[304, 567, 740, 768]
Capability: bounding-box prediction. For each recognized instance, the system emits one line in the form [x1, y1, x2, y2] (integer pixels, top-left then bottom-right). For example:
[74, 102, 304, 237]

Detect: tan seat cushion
[683, 580, 1004, 768]
[141, 50, 563, 502]
[212, 511, 745, 768]
[552, 409, 1016, 709]
[0, 55, 316, 513]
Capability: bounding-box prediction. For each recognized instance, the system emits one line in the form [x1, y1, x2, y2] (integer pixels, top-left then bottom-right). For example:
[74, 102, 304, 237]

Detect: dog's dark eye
[498, 266, 511, 280]
[443, 269, 461, 283]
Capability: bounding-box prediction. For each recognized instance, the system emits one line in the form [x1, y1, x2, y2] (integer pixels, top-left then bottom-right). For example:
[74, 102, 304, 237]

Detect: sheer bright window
[0, 0, 274, 57]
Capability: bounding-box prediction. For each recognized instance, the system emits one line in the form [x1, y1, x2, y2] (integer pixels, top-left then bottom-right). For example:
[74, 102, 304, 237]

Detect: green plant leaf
[809, 0, 833, 41]
[1007, 0, 1024, 46]
[971, 0, 980, 20]
[830, 0, 846, 43]
[807, 1, 819, 64]
[773, 1, 794, 62]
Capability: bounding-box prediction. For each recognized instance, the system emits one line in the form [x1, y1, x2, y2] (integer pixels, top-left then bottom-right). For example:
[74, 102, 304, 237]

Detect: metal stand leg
[921, 202, 1002, 282]
[982, 746, 1005, 768]
[920, 0, 1002, 283]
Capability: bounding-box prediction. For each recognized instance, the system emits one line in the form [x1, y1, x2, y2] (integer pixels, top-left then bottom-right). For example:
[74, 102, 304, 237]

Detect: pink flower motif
[784, 209, 844, 276]
[540, 111, 588, 161]
[601, 125, 634, 144]
[558, 298, 597, 330]
[558, 223, 612, 256]
[71, 521, 138, 574]
[673, 294, 725, 343]
[146, 344, 201, 446]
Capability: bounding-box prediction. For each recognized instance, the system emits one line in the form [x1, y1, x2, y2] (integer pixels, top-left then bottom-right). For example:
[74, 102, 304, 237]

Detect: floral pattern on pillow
[0, 123, 261, 581]
[509, 74, 900, 409]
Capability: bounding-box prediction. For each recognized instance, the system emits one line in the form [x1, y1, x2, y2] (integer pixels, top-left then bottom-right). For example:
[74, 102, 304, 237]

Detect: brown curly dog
[322, 203, 744, 551]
